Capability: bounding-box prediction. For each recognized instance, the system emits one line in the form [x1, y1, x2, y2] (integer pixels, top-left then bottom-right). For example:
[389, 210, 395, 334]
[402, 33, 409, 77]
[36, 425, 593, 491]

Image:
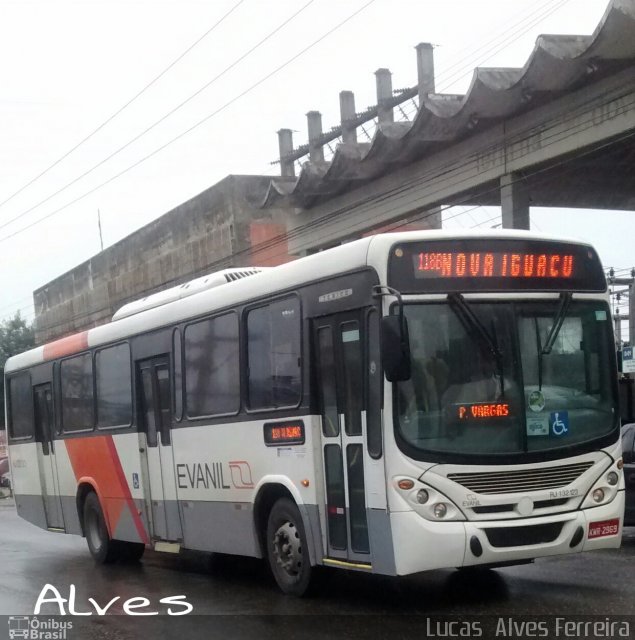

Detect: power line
[0, 0, 576, 244]
[0, 0, 247, 215]
[436, 0, 572, 93]
[29, 128, 635, 338]
[0, 0, 316, 234]
[432, 0, 566, 82]
[0, 0, 376, 245]
[0, 0, 245, 218]
[0, 0, 563, 237]
[5, 79, 631, 263]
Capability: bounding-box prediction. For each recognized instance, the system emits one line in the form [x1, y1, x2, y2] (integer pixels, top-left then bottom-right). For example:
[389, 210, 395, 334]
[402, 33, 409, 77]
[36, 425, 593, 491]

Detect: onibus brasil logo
[8, 616, 72, 640]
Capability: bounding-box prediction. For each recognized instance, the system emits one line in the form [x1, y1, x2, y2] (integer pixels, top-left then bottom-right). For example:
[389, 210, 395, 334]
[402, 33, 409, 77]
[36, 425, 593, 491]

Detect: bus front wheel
[83, 492, 120, 564]
[266, 498, 312, 596]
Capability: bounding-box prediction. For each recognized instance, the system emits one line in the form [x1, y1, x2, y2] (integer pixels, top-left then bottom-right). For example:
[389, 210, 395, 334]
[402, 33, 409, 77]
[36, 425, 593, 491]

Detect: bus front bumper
[390, 492, 624, 576]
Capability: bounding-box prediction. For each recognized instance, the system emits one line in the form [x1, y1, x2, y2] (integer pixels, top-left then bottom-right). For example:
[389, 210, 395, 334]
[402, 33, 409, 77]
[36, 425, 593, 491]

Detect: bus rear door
[33, 383, 65, 530]
[137, 356, 183, 543]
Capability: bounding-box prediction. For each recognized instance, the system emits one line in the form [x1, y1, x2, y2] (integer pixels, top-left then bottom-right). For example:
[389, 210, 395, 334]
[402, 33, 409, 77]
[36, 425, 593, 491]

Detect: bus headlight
[433, 503, 448, 519]
[401, 480, 465, 522]
[580, 461, 622, 509]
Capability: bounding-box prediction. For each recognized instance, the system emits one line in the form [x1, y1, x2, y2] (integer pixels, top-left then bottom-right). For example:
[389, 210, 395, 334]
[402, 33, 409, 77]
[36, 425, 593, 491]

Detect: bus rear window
[8, 372, 33, 439]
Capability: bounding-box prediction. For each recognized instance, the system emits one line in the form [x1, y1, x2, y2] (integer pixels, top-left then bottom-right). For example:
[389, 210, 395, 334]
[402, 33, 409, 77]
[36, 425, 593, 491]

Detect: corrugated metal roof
[262, 0, 635, 209]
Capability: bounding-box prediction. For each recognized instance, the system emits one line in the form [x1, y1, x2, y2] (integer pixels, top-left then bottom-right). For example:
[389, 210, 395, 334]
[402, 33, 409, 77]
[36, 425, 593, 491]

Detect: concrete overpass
[261, 0, 635, 253]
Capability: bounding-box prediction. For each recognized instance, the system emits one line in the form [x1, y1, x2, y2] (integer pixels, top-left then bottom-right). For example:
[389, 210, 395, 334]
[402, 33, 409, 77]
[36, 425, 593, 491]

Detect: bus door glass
[33, 383, 64, 530]
[137, 356, 183, 542]
[314, 310, 371, 562]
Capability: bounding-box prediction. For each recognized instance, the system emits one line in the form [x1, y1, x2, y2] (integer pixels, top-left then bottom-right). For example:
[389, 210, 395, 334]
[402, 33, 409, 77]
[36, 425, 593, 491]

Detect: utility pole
[97, 209, 104, 252]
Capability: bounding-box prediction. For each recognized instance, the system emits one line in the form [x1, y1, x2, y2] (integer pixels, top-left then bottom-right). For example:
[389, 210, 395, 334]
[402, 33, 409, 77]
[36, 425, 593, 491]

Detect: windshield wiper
[447, 293, 505, 396]
[541, 293, 572, 355]
[535, 292, 572, 390]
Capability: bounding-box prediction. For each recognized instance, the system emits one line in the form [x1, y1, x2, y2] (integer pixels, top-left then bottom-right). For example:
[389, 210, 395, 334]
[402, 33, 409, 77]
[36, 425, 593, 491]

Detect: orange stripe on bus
[65, 435, 148, 544]
[104, 436, 149, 544]
[43, 331, 89, 360]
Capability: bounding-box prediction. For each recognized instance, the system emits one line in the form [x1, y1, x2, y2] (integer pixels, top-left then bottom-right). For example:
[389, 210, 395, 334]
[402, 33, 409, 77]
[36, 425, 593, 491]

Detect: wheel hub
[272, 521, 302, 576]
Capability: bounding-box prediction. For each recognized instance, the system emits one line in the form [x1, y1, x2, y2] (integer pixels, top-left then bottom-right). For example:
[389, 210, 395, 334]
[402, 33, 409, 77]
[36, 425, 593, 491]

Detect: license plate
[588, 518, 620, 539]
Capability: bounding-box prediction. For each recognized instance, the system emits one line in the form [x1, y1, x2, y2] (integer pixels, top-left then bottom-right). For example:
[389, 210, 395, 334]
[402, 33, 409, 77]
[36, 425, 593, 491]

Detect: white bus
[4, 230, 624, 595]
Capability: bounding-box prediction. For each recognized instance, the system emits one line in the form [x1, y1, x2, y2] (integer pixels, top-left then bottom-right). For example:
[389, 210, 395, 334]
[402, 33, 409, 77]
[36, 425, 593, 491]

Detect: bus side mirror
[381, 315, 411, 382]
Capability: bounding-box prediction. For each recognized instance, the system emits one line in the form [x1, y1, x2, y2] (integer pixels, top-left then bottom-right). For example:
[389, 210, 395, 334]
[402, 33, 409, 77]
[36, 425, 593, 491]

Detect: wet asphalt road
[1, 497, 634, 639]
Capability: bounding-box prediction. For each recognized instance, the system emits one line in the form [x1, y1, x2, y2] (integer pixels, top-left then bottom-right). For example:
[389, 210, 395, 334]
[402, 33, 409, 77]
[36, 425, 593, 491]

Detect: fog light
[607, 471, 619, 486]
[592, 488, 605, 503]
[416, 489, 429, 504]
[433, 503, 448, 519]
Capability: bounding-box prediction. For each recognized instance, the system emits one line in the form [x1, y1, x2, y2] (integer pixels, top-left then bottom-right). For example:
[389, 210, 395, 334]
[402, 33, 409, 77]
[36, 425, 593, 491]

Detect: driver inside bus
[398, 339, 449, 434]
[441, 345, 508, 406]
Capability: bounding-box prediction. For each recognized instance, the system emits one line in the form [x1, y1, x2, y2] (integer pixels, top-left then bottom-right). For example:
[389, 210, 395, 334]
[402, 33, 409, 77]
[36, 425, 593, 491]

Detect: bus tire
[266, 498, 312, 596]
[83, 492, 119, 564]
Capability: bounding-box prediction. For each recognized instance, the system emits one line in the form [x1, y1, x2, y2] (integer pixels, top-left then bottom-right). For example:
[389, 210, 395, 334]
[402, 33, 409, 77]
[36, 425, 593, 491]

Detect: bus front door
[137, 357, 183, 543]
[33, 383, 65, 530]
[314, 311, 371, 564]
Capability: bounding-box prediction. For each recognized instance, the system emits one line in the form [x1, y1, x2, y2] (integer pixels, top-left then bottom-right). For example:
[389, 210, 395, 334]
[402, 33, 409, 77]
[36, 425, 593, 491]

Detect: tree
[0, 313, 35, 428]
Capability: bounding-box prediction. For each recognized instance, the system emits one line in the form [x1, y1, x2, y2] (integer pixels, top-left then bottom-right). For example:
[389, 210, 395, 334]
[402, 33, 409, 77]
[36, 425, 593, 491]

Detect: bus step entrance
[153, 541, 181, 554]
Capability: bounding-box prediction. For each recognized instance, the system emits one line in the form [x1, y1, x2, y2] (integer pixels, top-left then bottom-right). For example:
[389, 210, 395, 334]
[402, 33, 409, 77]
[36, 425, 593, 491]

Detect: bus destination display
[388, 238, 606, 293]
[416, 251, 573, 280]
[454, 402, 511, 422]
[263, 421, 305, 446]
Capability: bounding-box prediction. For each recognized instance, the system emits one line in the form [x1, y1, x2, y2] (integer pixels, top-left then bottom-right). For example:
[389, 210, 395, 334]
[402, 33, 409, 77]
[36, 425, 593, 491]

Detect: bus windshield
[395, 299, 617, 458]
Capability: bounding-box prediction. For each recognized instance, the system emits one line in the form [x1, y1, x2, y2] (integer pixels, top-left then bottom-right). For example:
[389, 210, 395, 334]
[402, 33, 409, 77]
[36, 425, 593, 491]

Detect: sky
[0, 0, 632, 327]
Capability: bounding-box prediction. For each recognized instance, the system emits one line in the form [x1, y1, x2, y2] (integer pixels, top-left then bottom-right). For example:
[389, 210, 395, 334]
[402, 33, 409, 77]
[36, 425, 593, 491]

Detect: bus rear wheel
[266, 498, 312, 596]
[83, 492, 120, 564]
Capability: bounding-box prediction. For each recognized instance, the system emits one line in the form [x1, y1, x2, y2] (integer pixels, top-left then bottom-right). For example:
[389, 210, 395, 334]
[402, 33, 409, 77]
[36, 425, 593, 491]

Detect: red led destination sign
[416, 251, 574, 280]
[388, 238, 606, 293]
[263, 421, 305, 446]
[456, 402, 511, 421]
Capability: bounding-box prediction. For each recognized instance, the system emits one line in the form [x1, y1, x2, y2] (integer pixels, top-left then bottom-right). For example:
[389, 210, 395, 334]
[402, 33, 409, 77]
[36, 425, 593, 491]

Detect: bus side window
[60, 353, 95, 433]
[246, 297, 301, 410]
[95, 343, 132, 429]
[7, 372, 34, 440]
[173, 329, 183, 422]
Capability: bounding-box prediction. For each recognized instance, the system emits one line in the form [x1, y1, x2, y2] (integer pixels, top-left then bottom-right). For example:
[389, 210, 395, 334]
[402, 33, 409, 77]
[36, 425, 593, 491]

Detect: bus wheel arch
[254, 483, 295, 559]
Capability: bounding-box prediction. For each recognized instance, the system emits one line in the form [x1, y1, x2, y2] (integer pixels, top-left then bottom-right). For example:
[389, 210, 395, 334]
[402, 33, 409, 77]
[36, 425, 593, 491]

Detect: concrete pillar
[415, 42, 435, 101]
[339, 91, 357, 144]
[277, 129, 295, 177]
[375, 68, 394, 124]
[500, 173, 530, 229]
[306, 111, 325, 163]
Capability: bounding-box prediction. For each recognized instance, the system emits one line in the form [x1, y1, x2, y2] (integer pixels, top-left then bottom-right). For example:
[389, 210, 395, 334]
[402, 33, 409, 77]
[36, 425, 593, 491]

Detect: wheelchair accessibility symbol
[550, 411, 569, 437]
